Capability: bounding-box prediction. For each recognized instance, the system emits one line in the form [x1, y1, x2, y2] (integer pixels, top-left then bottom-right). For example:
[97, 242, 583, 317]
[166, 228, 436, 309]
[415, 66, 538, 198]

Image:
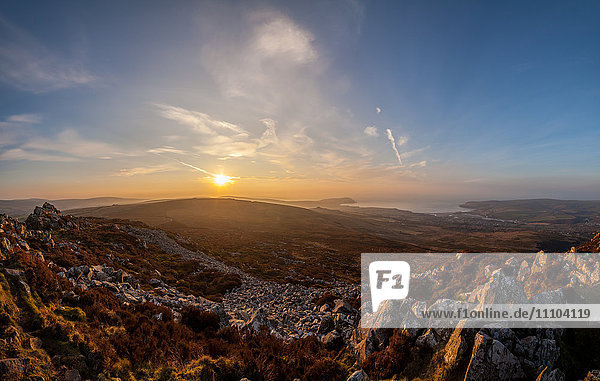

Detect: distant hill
[69, 197, 427, 283]
[460, 199, 600, 224]
[220, 196, 357, 209]
[0, 197, 144, 219]
[69, 197, 599, 283]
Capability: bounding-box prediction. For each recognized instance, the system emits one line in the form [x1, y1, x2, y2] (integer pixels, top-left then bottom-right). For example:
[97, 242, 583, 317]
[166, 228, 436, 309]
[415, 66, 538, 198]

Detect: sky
[0, 0, 599, 204]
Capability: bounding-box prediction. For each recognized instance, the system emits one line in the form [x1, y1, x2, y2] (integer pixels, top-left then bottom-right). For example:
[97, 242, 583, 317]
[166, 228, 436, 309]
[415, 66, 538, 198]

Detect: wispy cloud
[253, 14, 317, 64]
[155, 105, 282, 159]
[386, 129, 405, 166]
[116, 164, 176, 177]
[0, 129, 121, 161]
[155, 104, 247, 135]
[200, 10, 324, 113]
[0, 113, 42, 128]
[0, 16, 94, 93]
[0, 148, 78, 162]
[147, 146, 187, 155]
[364, 126, 378, 137]
[400, 146, 429, 160]
[408, 160, 427, 168]
[6, 113, 42, 124]
[23, 130, 116, 158]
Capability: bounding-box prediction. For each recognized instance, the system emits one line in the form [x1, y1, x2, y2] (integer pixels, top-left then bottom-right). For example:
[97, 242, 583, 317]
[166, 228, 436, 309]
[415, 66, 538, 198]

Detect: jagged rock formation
[25, 202, 80, 231]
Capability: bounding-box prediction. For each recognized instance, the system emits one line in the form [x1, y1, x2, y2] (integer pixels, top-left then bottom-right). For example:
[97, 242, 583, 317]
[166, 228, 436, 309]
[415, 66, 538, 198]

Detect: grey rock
[346, 370, 369, 381]
[65, 369, 82, 381]
[464, 332, 524, 381]
[322, 330, 344, 349]
[333, 299, 355, 314]
[317, 315, 335, 334]
[537, 367, 565, 381]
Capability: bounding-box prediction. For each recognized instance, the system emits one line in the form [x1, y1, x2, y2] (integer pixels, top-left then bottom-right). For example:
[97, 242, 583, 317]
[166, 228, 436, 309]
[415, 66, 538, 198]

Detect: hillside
[69, 198, 428, 284]
[0, 198, 143, 220]
[1, 203, 600, 380]
[461, 199, 600, 224]
[221, 196, 357, 208]
[69, 198, 599, 285]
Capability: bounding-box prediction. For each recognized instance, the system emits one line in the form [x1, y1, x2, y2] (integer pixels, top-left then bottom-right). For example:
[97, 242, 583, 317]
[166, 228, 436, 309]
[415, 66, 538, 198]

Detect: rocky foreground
[1, 203, 600, 380]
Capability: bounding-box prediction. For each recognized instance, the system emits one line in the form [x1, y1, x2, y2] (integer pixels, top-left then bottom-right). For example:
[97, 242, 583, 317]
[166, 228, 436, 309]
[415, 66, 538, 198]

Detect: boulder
[317, 315, 335, 334]
[346, 369, 369, 381]
[1, 237, 12, 254]
[65, 369, 82, 381]
[333, 299, 355, 315]
[322, 330, 344, 350]
[537, 367, 565, 381]
[246, 308, 268, 331]
[518, 335, 559, 369]
[469, 269, 528, 306]
[415, 328, 441, 349]
[443, 320, 475, 365]
[464, 332, 524, 381]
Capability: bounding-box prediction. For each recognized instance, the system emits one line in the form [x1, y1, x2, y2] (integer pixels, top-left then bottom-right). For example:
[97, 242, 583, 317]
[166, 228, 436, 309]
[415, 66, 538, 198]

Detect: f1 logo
[369, 261, 410, 312]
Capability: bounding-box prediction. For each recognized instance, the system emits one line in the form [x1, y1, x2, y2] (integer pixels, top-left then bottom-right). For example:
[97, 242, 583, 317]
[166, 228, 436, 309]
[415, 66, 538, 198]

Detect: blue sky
[0, 0, 599, 202]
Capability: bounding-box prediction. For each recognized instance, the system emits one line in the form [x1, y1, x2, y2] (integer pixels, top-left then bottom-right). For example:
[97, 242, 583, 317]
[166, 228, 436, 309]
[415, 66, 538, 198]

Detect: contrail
[172, 158, 216, 176]
[386, 129, 403, 166]
[150, 150, 219, 177]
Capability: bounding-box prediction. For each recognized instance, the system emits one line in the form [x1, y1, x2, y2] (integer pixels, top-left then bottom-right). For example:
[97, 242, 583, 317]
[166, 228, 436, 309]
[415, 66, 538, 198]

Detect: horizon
[1, 1, 599, 201]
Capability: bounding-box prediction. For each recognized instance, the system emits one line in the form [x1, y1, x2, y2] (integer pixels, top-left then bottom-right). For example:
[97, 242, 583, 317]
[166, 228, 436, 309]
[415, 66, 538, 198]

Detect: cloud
[258, 118, 279, 147]
[156, 104, 284, 159]
[155, 104, 247, 135]
[376, 107, 381, 114]
[23, 130, 117, 158]
[0, 129, 121, 161]
[386, 129, 404, 166]
[0, 148, 77, 162]
[147, 146, 187, 155]
[400, 146, 428, 159]
[0, 113, 42, 128]
[200, 10, 323, 112]
[116, 164, 176, 177]
[0, 16, 94, 92]
[408, 160, 427, 168]
[6, 114, 41, 124]
[253, 15, 317, 64]
[364, 126, 378, 137]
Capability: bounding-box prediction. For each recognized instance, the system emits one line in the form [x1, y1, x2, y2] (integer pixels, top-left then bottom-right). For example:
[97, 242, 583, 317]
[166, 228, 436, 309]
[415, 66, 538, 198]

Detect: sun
[213, 174, 232, 186]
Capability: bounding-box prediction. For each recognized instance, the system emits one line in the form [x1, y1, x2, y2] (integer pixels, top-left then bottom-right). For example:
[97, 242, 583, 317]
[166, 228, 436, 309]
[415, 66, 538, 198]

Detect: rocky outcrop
[61, 263, 214, 308]
[25, 202, 79, 231]
[464, 332, 524, 381]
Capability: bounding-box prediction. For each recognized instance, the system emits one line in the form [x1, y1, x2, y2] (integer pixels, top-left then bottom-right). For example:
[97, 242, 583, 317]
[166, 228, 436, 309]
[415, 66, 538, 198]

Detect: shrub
[55, 306, 86, 321]
[363, 329, 412, 379]
[304, 357, 345, 381]
[180, 306, 220, 333]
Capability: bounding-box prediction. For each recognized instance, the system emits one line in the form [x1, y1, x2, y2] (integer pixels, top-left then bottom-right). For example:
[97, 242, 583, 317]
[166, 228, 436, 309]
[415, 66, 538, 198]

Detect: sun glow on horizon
[213, 174, 233, 186]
